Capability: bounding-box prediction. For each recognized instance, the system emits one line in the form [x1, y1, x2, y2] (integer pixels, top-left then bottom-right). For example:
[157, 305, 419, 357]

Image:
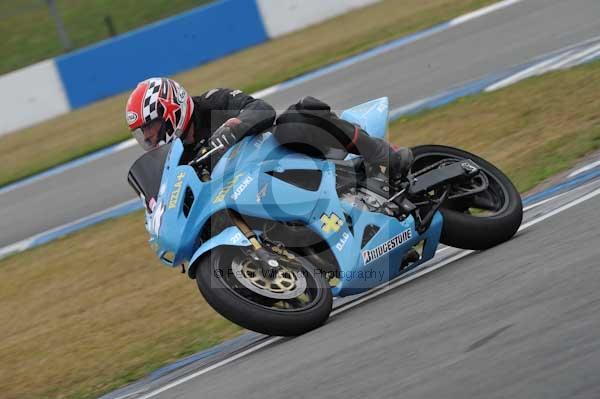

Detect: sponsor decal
[361, 229, 412, 265]
[168, 172, 186, 209]
[256, 183, 268, 203]
[335, 232, 350, 251]
[126, 111, 138, 125]
[213, 173, 244, 203]
[231, 175, 254, 201]
[321, 213, 343, 233]
[176, 87, 187, 103]
[230, 89, 243, 97]
[230, 232, 244, 244]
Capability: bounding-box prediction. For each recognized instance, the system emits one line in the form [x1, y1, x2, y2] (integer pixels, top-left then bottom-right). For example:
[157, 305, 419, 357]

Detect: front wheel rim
[231, 257, 308, 300]
[215, 252, 325, 312]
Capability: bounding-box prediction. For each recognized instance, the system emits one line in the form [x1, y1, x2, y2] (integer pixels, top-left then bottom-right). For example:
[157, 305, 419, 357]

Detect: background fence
[0, 0, 378, 136]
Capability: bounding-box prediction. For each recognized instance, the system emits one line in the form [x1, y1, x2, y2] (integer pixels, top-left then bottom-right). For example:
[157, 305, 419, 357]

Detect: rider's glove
[203, 118, 244, 171]
[208, 118, 242, 151]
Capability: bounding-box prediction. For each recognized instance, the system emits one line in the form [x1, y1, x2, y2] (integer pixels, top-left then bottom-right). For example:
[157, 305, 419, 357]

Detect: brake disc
[231, 257, 307, 300]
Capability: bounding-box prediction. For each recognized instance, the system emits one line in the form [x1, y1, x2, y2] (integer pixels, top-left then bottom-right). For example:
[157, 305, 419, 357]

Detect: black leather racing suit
[183, 90, 411, 177]
[274, 96, 412, 176]
[183, 88, 275, 160]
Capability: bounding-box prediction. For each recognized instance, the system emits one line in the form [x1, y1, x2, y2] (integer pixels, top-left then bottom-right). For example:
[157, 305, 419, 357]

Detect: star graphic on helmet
[158, 86, 181, 128]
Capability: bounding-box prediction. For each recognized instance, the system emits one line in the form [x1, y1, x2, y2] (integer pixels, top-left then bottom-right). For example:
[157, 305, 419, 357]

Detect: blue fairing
[340, 97, 389, 140]
[188, 226, 251, 266]
[144, 98, 443, 297]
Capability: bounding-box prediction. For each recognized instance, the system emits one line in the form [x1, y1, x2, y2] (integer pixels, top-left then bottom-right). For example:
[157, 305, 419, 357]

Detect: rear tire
[195, 246, 332, 336]
[411, 145, 523, 250]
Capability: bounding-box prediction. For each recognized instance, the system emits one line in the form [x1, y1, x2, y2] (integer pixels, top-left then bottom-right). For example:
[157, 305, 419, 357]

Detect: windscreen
[127, 143, 172, 211]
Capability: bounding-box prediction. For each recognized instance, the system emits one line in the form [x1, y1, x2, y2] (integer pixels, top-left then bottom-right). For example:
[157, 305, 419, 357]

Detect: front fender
[187, 226, 251, 278]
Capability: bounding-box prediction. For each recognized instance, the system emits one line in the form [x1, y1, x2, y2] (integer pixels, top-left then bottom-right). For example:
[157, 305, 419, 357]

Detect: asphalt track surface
[144, 179, 600, 399]
[2, 0, 600, 248]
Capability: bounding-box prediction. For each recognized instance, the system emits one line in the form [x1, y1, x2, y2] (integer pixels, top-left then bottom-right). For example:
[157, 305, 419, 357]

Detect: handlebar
[188, 144, 225, 167]
[188, 144, 226, 182]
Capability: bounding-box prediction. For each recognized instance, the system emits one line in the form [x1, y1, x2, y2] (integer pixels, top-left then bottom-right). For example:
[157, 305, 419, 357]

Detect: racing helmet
[125, 77, 194, 151]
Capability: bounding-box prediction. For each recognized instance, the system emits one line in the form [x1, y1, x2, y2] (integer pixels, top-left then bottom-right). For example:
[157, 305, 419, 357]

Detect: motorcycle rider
[125, 77, 413, 180]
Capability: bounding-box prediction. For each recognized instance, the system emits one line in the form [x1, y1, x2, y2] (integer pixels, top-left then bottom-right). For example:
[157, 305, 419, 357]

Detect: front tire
[195, 246, 333, 336]
[411, 145, 523, 250]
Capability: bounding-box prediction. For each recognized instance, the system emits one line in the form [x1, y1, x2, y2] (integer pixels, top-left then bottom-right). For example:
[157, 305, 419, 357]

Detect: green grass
[1, 56, 600, 399]
[0, 0, 498, 188]
[0, 0, 213, 74]
[0, 210, 244, 399]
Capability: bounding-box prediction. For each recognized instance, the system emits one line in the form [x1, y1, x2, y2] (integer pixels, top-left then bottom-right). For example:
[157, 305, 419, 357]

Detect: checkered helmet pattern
[142, 78, 162, 122]
[125, 77, 194, 145]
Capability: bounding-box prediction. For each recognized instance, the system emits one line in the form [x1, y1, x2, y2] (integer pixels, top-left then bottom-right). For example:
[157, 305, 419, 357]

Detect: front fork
[229, 211, 284, 275]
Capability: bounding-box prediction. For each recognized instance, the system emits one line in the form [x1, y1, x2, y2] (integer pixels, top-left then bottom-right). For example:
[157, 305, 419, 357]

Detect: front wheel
[195, 246, 332, 336]
[411, 145, 523, 250]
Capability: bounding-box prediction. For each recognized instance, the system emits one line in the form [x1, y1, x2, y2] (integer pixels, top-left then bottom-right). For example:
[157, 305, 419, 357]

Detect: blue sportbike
[127, 98, 522, 336]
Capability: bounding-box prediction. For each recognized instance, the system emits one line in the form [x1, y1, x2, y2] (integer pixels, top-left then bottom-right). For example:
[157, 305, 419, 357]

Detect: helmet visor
[132, 119, 166, 151]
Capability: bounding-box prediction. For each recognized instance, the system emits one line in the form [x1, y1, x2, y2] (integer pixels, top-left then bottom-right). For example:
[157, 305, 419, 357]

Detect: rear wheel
[411, 145, 523, 250]
[195, 246, 332, 336]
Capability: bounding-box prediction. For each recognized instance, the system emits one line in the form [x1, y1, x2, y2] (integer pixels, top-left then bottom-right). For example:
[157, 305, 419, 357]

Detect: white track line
[128, 337, 283, 399]
[523, 177, 600, 213]
[568, 159, 600, 178]
[577, 49, 600, 65]
[550, 42, 600, 70]
[448, 0, 522, 26]
[486, 40, 600, 93]
[485, 55, 563, 91]
[519, 186, 600, 230]
[130, 185, 600, 399]
[523, 192, 568, 212]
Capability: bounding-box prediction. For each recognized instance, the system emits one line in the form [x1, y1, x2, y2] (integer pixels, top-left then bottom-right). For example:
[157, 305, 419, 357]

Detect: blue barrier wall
[55, 0, 267, 109]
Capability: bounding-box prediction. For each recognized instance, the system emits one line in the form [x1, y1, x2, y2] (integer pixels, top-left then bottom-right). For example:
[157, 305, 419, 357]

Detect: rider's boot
[352, 132, 414, 183]
[389, 146, 414, 183]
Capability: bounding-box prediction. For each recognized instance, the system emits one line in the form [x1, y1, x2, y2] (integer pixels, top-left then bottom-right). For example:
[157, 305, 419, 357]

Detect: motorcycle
[127, 97, 522, 336]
